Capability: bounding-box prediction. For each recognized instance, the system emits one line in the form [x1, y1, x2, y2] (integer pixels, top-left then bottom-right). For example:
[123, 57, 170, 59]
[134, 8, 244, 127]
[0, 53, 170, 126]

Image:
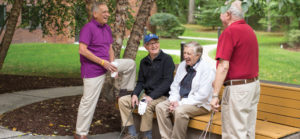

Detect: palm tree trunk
[0, 0, 23, 69]
[123, 0, 155, 59]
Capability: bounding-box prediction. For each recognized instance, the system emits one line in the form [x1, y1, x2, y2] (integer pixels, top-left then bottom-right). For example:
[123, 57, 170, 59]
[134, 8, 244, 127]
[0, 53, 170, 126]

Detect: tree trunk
[112, 0, 129, 58]
[266, 0, 271, 32]
[100, 0, 129, 102]
[0, 0, 23, 69]
[85, 0, 96, 21]
[188, 0, 195, 24]
[123, 0, 155, 59]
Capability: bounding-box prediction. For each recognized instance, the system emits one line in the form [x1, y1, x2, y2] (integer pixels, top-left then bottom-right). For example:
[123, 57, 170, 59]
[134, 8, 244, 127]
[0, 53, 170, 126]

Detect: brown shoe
[74, 134, 88, 139]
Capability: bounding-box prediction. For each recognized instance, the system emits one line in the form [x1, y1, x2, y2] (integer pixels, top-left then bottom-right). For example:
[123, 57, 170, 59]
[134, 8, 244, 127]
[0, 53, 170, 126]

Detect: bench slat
[256, 120, 300, 139]
[261, 83, 300, 100]
[259, 95, 300, 109]
[261, 87, 300, 101]
[188, 119, 222, 135]
[258, 103, 300, 118]
[257, 111, 300, 128]
[191, 113, 300, 139]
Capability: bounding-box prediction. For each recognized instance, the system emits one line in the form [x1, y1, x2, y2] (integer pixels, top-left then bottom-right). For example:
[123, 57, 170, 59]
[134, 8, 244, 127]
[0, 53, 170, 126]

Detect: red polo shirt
[216, 20, 259, 80]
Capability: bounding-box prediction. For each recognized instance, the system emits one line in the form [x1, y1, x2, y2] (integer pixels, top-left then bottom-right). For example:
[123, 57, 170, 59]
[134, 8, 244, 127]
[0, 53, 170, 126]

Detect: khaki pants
[221, 80, 260, 139]
[156, 100, 209, 139]
[76, 59, 136, 135]
[119, 94, 166, 132]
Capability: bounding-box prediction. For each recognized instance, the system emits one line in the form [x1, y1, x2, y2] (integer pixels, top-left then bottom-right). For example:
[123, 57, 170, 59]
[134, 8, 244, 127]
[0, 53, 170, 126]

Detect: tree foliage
[156, 0, 189, 23]
[194, 0, 223, 30]
[19, 0, 134, 37]
[150, 13, 185, 38]
[217, 0, 300, 31]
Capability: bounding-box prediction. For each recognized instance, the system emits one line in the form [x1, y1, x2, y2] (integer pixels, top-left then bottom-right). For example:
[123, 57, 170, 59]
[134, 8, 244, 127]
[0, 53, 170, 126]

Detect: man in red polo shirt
[210, 1, 260, 139]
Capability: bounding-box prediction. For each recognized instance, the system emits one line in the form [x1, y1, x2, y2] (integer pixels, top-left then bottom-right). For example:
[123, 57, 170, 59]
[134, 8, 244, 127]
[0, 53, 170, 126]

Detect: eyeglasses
[147, 41, 159, 46]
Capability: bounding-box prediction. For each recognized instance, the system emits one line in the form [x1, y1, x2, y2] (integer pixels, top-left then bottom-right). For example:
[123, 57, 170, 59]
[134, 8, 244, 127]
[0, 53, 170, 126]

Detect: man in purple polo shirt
[74, 2, 136, 139]
[210, 1, 260, 139]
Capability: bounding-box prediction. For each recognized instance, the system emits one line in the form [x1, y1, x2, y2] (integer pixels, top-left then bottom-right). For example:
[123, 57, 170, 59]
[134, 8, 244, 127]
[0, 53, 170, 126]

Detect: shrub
[287, 29, 300, 48]
[150, 13, 185, 38]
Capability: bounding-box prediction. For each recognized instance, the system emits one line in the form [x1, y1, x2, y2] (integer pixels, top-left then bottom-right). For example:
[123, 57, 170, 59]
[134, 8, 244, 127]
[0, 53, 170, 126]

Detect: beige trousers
[156, 100, 209, 139]
[118, 94, 166, 132]
[76, 59, 136, 135]
[221, 80, 260, 139]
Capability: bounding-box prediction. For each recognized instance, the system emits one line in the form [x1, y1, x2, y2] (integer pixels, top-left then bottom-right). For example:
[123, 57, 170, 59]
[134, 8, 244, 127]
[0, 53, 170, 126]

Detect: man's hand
[145, 95, 153, 104]
[131, 95, 139, 108]
[210, 97, 220, 112]
[101, 60, 117, 72]
[169, 101, 179, 112]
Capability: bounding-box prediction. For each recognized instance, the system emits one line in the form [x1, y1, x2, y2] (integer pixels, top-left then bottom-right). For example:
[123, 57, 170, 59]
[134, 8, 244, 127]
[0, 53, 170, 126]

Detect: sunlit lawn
[208, 31, 300, 85]
[1, 25, 299, 85]
[0, 43, 180, 78]
[123, 38, 216, 50]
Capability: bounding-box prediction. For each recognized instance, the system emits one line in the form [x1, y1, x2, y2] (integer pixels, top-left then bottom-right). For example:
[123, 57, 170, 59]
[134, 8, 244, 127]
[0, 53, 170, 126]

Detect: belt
[223, 77, 258, 86]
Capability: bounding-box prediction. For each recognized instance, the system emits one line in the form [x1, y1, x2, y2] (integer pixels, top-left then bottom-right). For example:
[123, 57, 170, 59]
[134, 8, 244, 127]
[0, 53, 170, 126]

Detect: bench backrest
[257, 83, 300, 128]
[218, 82, 300, 128]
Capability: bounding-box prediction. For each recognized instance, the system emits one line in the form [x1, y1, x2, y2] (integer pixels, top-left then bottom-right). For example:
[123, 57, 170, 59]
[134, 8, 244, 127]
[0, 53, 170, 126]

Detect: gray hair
[184, 41, 203, 57]
[228, 0, 244, 19]
[91, 1, 107, 13]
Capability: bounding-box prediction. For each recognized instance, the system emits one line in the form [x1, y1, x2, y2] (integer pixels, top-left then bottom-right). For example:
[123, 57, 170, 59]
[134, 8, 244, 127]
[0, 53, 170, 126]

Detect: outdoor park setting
[0, 0, 299, 139]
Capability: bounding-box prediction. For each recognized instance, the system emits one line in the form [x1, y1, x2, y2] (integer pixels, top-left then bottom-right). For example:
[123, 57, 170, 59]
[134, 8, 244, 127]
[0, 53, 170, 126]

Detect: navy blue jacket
[132, 50, 175, 99]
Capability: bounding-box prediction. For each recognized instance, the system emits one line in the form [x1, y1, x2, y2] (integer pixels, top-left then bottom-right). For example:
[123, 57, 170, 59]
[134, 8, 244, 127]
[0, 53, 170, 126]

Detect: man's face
[93, 5, 110, 25]
[145, 39, 160, 56]
[220, 12, 230, 28]
[184, 47, 200, 66]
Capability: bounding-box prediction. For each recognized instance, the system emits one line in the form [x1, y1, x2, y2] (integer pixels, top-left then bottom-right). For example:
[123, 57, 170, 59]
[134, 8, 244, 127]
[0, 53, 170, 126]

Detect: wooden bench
[119, 81, 300, 139]
[189, 81, 300, 139]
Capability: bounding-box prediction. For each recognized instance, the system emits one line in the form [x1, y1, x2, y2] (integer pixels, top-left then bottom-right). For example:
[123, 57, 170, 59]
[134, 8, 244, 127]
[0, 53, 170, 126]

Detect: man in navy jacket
[118, 34, 175, 139]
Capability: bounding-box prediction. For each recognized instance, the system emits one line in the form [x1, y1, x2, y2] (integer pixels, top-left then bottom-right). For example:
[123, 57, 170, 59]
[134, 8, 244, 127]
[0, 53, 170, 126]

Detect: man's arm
[79, 42, 116, 72]
[109, 44, 115, 62]
[210, 59, 229, 111]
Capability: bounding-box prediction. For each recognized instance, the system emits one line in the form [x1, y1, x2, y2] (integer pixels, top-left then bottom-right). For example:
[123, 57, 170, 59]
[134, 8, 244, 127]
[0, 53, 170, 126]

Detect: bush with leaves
[287, 29, 300, 48]
[150, 13, 185, 38]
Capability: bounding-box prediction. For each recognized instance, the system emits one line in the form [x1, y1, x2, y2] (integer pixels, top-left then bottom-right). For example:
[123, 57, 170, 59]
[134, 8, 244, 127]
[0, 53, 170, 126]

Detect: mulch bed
[0, 74, 83, 94]
[0, 74, 121, 136]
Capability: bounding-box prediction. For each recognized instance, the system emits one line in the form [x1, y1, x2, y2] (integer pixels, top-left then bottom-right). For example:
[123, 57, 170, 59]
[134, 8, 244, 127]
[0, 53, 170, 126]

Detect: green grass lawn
[208, 31, 300, 85]
[123, 38, 216, 50]
[1, 25, 299, 85]
[0, 43, 180, 78]
[182, 24, 218, 38]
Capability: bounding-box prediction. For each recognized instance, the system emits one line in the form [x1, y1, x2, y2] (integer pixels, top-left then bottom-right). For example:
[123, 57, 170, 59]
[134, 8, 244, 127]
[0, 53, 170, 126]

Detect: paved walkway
[0, 36, 217, 138]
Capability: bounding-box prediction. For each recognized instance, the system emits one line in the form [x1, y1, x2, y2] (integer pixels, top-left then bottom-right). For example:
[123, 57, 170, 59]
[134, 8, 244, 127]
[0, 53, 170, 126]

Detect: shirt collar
[147, 50, 163, 60]
[186, 58, 201, 71]
[230, 19, 246, 26]
[91, 19, 106, 28]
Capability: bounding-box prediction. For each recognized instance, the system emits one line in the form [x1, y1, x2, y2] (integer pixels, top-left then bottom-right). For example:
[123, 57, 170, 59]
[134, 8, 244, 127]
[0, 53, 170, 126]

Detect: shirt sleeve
[79, 25, 92, 46]
[216, 29, 234, 61]
[132, 60, 145, 97]
[148, 55, 175, 99]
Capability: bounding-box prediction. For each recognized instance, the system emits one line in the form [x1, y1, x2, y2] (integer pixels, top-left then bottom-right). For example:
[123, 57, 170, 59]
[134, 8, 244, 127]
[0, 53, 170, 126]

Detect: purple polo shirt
[79, 19, 113, 78]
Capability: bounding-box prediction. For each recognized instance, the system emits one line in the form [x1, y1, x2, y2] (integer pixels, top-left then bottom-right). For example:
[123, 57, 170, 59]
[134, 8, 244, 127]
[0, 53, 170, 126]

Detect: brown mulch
[0, 74, 121, 136]
[0, 74, 83, 94]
